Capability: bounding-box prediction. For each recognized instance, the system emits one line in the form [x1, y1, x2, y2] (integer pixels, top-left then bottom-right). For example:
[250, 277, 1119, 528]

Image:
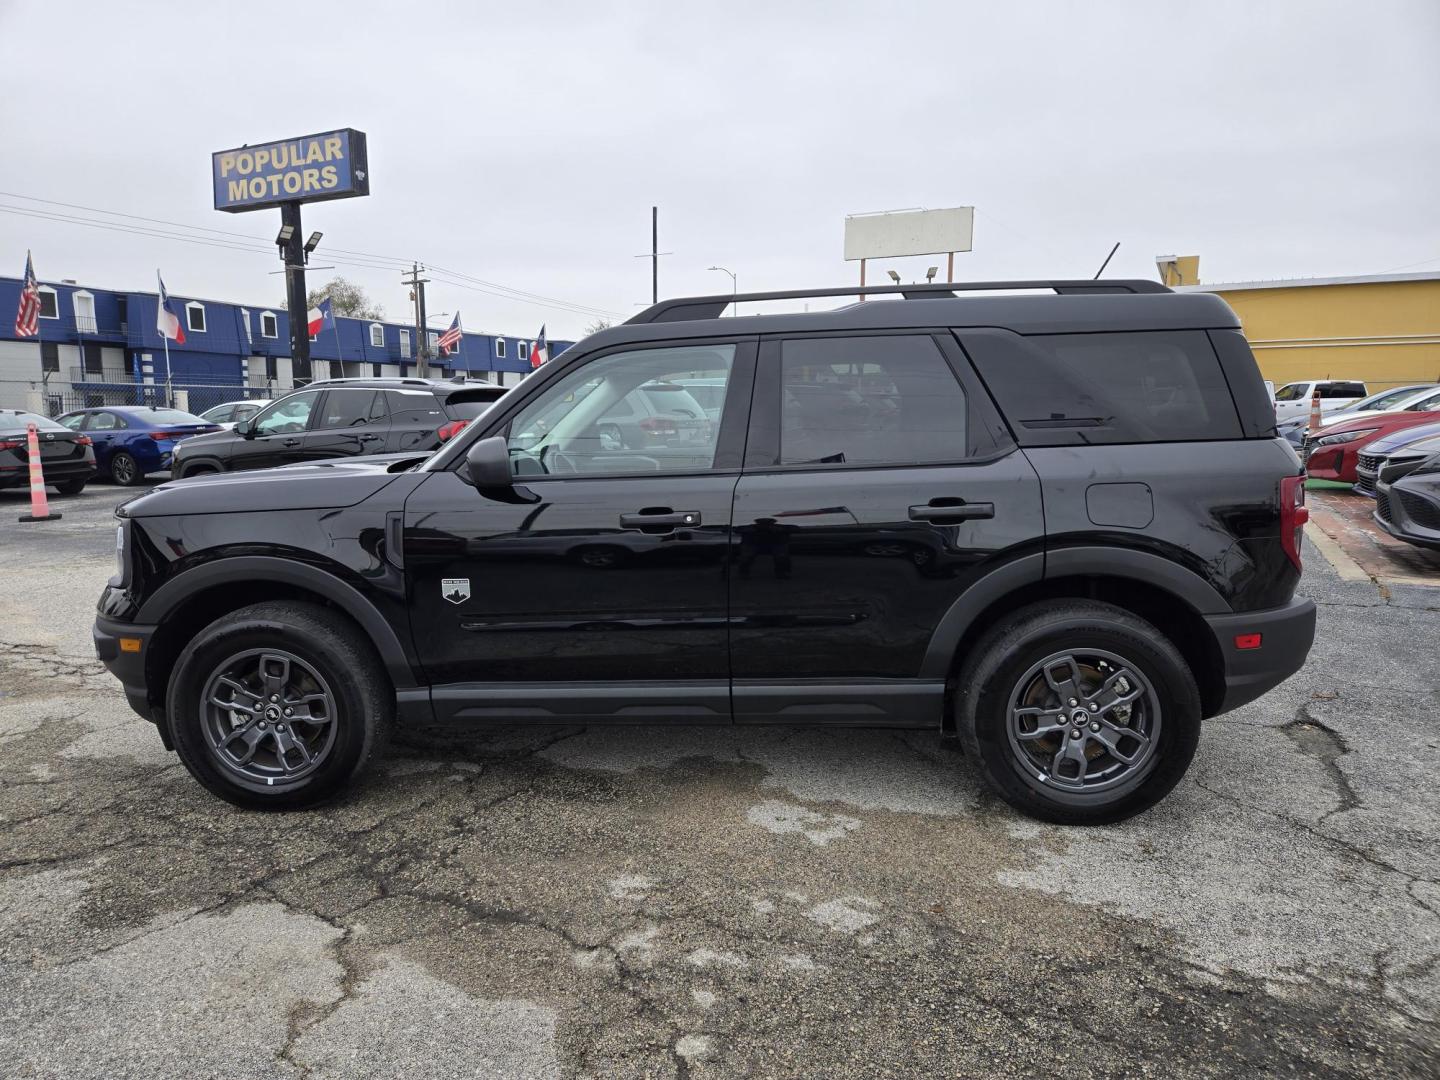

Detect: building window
[399, 328, 411, 356]
[40, 342, 59, 373]
[240, 309, 251, 343]
[260, 311, 278, 338]
[73, 291, 96, 334]
[368, 324, 384, 348]
[117, 296, 128, 331]
[265, 355, 278, 381]
[37, 287, 58, 319]
[495, 338, 506, 359]
[428, 332, 439, 354]
[372, 363, 383, 378]
[185, 302, 206, 333]
[518, 341, 529, 362]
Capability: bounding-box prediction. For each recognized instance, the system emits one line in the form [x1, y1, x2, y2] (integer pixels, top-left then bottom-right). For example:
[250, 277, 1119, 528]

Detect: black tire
[165, 601, 392, 809]
[955, 600, 1200, 826]
[108, 451, 141, 486]
[53, 478, 87, 495]
[179, 462, 219, 479]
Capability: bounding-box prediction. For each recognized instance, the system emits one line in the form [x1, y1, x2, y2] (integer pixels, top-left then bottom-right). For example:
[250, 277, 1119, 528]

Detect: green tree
[305, 276, 384, 320]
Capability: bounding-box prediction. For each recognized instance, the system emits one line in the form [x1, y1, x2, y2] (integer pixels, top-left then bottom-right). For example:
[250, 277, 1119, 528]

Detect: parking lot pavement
[1307, 486, 1440, 587]
[2, 483, 1437, 1079]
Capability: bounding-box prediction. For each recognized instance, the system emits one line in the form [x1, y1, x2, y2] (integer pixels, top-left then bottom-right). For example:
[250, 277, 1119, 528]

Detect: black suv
[94, 281, 1315, 824]
[172, 376, 507, 477]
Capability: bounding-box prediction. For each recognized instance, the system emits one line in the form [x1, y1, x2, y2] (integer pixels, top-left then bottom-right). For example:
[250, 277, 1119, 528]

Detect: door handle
[909, 498, 994, 523]
[282, 438, 301, 447]
[359, 433, 382, 442]
[619, 508, 701, 531]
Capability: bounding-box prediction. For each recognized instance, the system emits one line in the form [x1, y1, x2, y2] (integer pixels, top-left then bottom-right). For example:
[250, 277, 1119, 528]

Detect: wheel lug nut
[1090, 723, 1101, 733]
[259, 721, 268, 729]
[270, 695, 279, 702]
[284, 708, 293, 716]
[1068, 698, 1078, 707]
[1088, 703, 1098, 712]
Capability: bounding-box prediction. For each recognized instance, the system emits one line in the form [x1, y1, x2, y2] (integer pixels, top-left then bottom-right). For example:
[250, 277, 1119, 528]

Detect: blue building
[0, 271, 573, 414]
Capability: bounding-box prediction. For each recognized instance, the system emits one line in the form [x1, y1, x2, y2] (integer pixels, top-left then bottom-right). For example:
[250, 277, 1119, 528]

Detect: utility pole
[281, 202, 311, 383]
[402, 262, 431, 379]
[652, 205, 658, 304]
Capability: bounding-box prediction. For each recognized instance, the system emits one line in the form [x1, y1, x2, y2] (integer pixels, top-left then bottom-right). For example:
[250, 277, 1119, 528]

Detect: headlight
[112, 516, 131, 587]
[1314, 427, 1378, 447]
[1412, 452, 1440, 476]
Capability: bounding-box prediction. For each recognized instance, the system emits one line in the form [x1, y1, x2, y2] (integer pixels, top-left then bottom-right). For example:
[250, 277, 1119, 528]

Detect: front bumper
[1375, 479, 1440, 550]
[1303, 444, 1358, 482]
[93, 615, 163, 725]
[1203, 597, 1317, 715]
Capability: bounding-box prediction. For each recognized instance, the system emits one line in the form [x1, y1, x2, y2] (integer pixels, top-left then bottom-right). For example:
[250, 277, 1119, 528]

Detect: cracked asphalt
[1, 482, 1438, 1078]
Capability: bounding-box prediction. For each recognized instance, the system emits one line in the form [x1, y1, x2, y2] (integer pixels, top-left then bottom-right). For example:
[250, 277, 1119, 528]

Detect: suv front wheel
[165, 601, 392, 809]
[956, 600, 1201, 825]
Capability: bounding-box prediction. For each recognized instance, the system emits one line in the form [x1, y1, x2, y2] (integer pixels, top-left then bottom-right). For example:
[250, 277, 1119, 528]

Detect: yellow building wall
[1206, 279, 1440, 392]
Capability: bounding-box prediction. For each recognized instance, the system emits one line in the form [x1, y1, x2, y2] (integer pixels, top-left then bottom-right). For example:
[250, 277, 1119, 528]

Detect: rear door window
[316, 389, 381, 429]
[961, 330, 1243, 445]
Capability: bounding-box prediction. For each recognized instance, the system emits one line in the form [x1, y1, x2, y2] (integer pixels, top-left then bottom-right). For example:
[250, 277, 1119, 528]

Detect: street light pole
[707, 266, 737, 316]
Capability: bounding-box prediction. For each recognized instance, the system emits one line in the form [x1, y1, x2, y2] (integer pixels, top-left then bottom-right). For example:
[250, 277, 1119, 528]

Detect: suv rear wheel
[165, 601, 392, 809]
[955, 600, 1200, 825]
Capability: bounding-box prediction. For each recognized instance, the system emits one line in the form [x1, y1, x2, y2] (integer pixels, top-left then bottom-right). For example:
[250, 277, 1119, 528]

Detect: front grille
[1355, 470, 1377, 496]
[1357, 453, 1384, 474]
[1398, 490, 1440, 531]
[1376, 491, 1392, 522]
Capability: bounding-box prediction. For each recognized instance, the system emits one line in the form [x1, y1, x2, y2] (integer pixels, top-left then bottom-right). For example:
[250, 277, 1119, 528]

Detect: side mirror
[465, 436, 513, 489]
[235, 418, 255, 437]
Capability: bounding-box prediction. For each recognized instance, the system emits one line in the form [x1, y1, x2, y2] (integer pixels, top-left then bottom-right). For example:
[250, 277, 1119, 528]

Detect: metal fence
[0, 377, 282, 419]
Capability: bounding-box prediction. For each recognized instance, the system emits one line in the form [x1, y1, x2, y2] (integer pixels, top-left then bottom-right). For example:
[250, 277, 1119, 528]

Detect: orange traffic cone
[1307, 388, 1323, 441]
[17, 421, 61, 523]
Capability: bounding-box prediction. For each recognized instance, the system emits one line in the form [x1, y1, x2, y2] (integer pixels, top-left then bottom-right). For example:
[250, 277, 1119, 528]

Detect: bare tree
[583, 317, 613, 336]
[304, 276, 384, 320]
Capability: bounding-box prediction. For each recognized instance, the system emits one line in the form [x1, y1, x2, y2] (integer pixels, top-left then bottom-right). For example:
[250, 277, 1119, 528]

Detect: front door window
[254, 391, 319, 435]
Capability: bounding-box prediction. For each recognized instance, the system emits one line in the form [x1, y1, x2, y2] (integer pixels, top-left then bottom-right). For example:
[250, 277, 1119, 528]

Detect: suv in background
[173, 377, 507, 477]
[1272, 379, 1368, 423]
[94, 280, 1314, 825]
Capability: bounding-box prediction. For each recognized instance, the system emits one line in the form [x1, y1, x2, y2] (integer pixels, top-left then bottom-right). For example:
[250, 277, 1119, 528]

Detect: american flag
[14, 252, 40, 338]
[437, 311, 463, 357]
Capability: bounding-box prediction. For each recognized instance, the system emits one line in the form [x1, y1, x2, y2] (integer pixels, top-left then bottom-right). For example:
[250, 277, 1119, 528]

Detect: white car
[1279, 383, 1440, 446]
[1272, 380, 1368, 423]
[198, 399, 266, 431]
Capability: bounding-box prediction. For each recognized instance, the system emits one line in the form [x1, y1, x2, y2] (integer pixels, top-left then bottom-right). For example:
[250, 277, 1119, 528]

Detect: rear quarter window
[960, 329, 1243, 446]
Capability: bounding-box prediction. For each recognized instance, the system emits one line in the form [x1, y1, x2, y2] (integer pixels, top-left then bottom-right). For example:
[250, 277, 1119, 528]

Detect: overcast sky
[1, 0, 1437, 340]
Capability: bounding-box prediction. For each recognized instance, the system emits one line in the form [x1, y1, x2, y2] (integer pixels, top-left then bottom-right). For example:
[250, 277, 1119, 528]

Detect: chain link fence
[0, 377, 282, 419]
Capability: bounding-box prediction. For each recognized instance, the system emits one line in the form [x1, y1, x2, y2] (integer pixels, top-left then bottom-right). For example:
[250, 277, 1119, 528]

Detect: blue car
[56, 406, 220, 486]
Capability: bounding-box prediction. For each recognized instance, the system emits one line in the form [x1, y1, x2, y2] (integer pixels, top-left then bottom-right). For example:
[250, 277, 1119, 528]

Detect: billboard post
[212, 129, 370, 385]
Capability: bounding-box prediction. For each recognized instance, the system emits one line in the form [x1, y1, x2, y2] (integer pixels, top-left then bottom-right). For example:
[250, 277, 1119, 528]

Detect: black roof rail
[628, 280, 1172, 324]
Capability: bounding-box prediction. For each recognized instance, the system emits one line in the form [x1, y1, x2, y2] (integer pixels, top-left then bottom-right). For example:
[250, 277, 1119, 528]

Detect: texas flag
[155, 272, 186, 344]
[307, 297, 334, 337]
[530, 325, 548, 368]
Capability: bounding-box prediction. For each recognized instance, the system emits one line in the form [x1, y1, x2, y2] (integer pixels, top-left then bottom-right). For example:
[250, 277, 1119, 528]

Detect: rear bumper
[0, 460, 96, 488]
[93, 615, 162, 725]
[1203, 597, 1316, 715]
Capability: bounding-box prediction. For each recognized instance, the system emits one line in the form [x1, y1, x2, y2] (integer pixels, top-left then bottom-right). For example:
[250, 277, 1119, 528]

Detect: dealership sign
[212, 129, 369, 213]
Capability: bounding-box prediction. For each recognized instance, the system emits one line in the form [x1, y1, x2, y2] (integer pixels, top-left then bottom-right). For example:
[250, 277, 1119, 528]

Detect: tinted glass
[385, 390, 445, 426]
[202, 404, 234, 422]
[235, 403, 262, 421]
[965, 330, 1242, 445]
[255, 391, 319, 435]
[442, 389, 504, 420]
[779, 336, 966, 466]
[507, 344, 735, 476]
[317, 389, 379, 429]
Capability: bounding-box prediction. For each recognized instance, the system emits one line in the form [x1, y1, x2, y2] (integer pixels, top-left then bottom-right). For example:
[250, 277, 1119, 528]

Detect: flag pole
[162, 332, 172, 408]
[330, 303, 344, 375]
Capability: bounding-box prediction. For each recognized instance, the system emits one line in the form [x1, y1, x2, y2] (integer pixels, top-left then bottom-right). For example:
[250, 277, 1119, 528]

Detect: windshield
[0, 411, 65, 433]
[1356, 386, 1435, 411]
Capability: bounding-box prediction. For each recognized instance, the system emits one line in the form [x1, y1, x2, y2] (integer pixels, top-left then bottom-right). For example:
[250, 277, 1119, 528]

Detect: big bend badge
[441, 578, 471, 605]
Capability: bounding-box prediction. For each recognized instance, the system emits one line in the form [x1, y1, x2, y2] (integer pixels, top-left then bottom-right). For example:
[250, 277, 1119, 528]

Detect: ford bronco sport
[94, 280, 1315, 824]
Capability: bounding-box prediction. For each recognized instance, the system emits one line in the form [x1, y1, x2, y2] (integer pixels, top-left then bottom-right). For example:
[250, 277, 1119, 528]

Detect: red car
[1305, 408, 1440, 482]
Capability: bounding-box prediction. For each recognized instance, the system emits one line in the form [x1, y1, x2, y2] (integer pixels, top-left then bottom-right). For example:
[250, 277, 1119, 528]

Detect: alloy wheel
[111, 454, 136, 484]
[200, 648, 338, 787]
[1005, 648, 1161, 794]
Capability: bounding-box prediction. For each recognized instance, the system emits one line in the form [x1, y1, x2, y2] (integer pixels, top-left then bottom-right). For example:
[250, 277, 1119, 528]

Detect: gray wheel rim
[112, 454, 135, 483]
[1005, 648, 1161, 795]
[200, 648, 338, 787]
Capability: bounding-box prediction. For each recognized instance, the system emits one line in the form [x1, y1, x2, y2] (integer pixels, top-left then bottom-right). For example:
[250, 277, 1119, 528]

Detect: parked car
[1353, 419, 1440, 496]
[56, 406, 220, 486]
[1272, 379, 1368, 424]
[94, 279, 1314, 825]
[1278, 383, 1439, 448]
[198, 399, 266, 430]
[1374, 453, 1440, 550]
[1303, 393, 1440, 483]
[512, 380, 713, 454]
[173, 377, 507, 477]
[0, 409, 96, 495]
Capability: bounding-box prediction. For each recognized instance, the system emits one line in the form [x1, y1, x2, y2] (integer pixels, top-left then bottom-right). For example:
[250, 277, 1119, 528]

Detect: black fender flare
[136, 555, 418, 688]
[176, 456, 226, 478]
[1044, 545, 1230, 614]
[920, 553, 1044, 678]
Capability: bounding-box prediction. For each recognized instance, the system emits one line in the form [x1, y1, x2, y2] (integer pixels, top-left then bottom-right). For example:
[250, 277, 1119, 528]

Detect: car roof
[302, 377, 503, 398]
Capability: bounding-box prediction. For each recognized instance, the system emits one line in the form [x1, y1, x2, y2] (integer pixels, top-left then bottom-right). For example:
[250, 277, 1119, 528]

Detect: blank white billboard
[843, 207, 974, 261]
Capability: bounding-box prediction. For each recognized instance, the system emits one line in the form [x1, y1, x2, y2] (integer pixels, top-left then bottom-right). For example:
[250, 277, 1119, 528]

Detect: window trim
[398, 328, 411, 357]
[369, 323, 385, 348]
[259, 310, 278, 339]
[240, 308, 252, 343]
[185, 301, 207, 333]
[428, 335, 759, 477]
[518, 340, 530, 362]
[495, 338, 506, 359]
[36, 285, 59, 320]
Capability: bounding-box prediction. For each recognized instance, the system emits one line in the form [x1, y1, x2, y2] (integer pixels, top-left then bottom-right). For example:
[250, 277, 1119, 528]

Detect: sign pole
[281, 201, 311, 384]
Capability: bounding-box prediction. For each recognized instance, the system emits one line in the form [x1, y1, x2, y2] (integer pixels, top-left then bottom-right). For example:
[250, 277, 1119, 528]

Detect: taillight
[0, 439, 22, 451]
[437, 419, 468, 441]
[1279, 475, 1308, 570]
[639, 416, 678, 437]
[76, 435, 93, 446]
[147, 431, 178, 441]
